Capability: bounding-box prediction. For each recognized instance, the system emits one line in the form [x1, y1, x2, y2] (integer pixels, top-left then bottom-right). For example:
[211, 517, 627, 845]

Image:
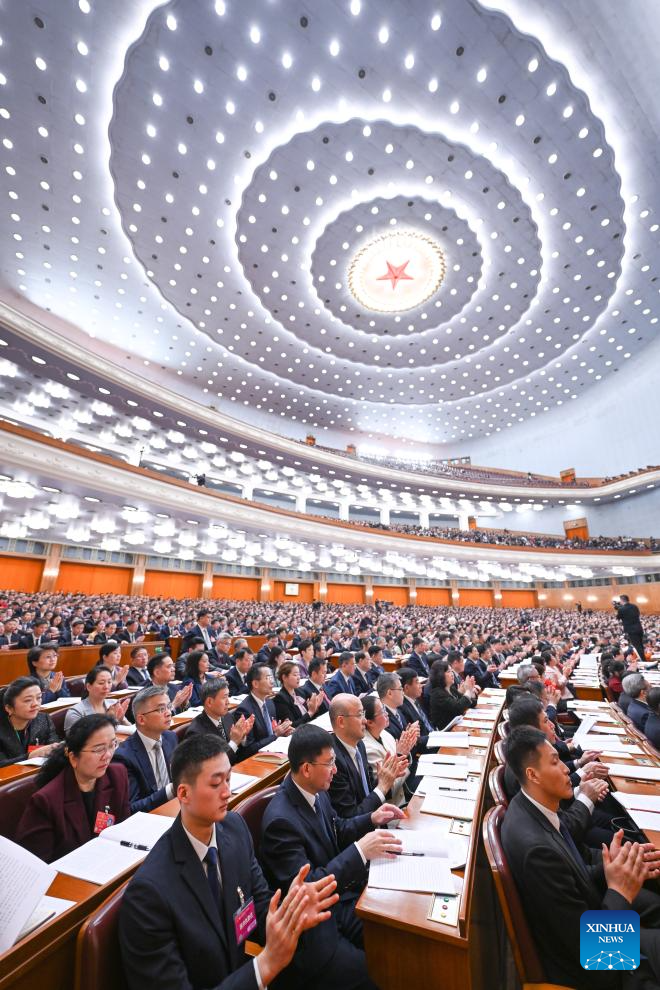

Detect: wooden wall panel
[143, 570, 202, 599]
[500, 590, 537, 609]
[457, 588, 494, 607]
[55, 562, 132, 595]
[0, 556, 43, 593]
[373, 586, 408, 606]
[273, 581, 314, 603]
[326, 583, 365, 605]
[416, 587, 451, 606]
[211, 576, 260, 601]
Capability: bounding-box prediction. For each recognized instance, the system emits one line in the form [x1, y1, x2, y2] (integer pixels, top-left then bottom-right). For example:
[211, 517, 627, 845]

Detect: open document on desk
[0, 835, 57, 953]
[368, 831, 456, 894]
[52, 812, 174, 884]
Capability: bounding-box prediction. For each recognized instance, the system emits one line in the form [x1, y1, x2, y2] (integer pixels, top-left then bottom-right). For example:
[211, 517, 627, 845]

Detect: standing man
[119, 734, 338, 990]
[614, 595, 646, 663]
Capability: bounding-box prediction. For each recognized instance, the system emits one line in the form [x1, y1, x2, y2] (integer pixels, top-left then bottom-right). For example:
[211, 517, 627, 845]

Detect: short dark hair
[505, 726, 547, 784]
[647, 687, 660, 716]
[398, 666, 419, 688]
[362, 694, 381, 720]
[171, 734, 231, 789]
[508, 696, 544, 730]
[447, 650, 463, 666]
[338, 651, 354, 668]
[130, 644, 148, 660]
[298, 638, 313, 653]
[308, 657, 327, 677]
[200, 678, 228, 703]
[198, 610, 211, 620]
[246, 663, 269, 691]
[288, 724, 334, 772]
[234, 649, 252, 664]
[147, 652, 172, 676]
[98, 642, 121, 662]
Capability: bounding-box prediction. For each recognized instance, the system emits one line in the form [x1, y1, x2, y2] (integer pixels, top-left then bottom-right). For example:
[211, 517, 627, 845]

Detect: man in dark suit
[119, 734, 339, 990]
[502, 726, 660, 989]
[261, 724, 404, 990]
[623, 674, 651, 732]
[614, 595, 646, 663]
[325, 653, 357, 699]
[255, 631, 280, 666]
[464, 644, 499, 690]
[16, 618, 50, 650]
[398, 666, 433, 742]
[187, 679, 254, 764]
[225, 649, 253, 695]
[116, 618, 144, 645]
[350, 651, 374, 695]
[328, 694, 407, 818]
[406, 637, 430, 678]
[125, 644, 152, 687]
[58, 618, 88, 646]
[112, 686, 178, 813]
[147, 653, 193, 714]
[233, 663, 293, 758]
[298, 657, 330, 716]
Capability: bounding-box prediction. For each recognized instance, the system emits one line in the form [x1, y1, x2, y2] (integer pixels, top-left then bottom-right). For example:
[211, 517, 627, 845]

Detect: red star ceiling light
[348, 230, 446, 314]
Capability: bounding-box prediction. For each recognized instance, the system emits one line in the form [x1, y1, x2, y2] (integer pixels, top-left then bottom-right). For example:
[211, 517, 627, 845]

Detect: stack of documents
[605, 764, 660, 782]
[254, 736, 291, 760]
[421, 794, 476, 821]
[427, 731, 470, 749]
[0, 835, 57, 952]
[612, 792, 660, 832]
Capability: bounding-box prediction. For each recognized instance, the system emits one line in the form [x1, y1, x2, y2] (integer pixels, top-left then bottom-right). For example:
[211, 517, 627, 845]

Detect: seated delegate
[18, 713, 130, 862]
[0, 676, 59, 767]
[26, 643, 71, 703]
[119, 734, 338, 990]
[273, 659, 324, 727]
[64, 665, 131, 731]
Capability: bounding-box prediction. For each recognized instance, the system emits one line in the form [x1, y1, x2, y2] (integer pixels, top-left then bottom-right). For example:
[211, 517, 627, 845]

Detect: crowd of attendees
[350, 520, 659, 551]
[2, 588, 660, 987]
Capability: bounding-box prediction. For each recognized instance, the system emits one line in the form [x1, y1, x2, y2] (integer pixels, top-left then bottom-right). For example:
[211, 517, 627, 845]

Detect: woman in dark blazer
[273, 660, 323, 727]
[181, 651, 211, 707]
[27, 644, 71, 703]
[18, 714, 130, 862]
[0, 677, 60, 767]
[428, 660, 477, 731]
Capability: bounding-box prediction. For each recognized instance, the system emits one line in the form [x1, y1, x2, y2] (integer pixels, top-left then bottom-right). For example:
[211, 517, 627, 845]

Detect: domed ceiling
[0, 0, 657, 446]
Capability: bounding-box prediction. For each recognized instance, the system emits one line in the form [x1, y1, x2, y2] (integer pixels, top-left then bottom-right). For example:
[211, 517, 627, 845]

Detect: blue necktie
[416, 703, 432, 733]
[558, 820, 589, 879]
[204, 846, 223, 916]
[344, 674, 355, 696]
[355, 748, 370, 797]
[314, 796, 337, 851]
[389, 708, 403, 732]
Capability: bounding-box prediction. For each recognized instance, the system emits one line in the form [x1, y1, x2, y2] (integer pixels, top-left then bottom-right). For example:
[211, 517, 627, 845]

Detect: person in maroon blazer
[18, 714, 130, 863]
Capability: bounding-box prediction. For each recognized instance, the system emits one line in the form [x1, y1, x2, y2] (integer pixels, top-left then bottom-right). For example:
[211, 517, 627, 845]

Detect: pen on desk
[395, 851, 425, 857]
[120, 840, 149, 851]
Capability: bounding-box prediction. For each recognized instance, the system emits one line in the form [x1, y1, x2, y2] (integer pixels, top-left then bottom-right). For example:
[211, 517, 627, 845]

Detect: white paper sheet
[427, 732, 470, 749]
[613, 792, 660, 813]
[256, 735, 291, 756]
[15, 895, 76, 944]
[16, 756, 47, 766]
[100, 811, 173, 849]
[368, 855, 455, 894]
[606, 764, 660, 782]
[468, 735, 489, 748]
[40, 697, 77, 710]
[417, 758, 469, 779]
[421, 794, 476, 820]
[416, 752, 467, 766]
[626, 809, 660, 832]
[0, 836, 57, 953]
[230, 773, 259, 794]
[416, 777, 478, 796]
[52, 837, 147, 884]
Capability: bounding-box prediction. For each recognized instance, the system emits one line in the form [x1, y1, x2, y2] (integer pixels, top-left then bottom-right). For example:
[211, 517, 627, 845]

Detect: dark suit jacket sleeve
[517, 841, 632, 974]
[119, 873, 260, 990]
[429, 689, 471, 730]
[262, 812, 367, 892]
[327, 756, 383, 819]
[112, 746, 169, 815]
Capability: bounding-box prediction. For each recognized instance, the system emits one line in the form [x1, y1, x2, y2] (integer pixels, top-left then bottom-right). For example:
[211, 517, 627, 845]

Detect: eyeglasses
[142, 704, 174, 715]
[345, 711, 365, 719]
[308, 758, 337, 768]
[82, 740, 119, 756]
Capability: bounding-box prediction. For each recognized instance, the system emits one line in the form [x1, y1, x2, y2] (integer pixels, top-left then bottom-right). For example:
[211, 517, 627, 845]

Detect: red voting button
[93, 810, 116, 834]
[234, 898, 257, 945]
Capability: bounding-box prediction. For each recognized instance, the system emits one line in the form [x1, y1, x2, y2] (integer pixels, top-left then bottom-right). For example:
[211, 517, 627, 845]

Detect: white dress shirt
[341, 739, 385, 804]
[182, 824, 265, 990]
[137, 731, 174, 799]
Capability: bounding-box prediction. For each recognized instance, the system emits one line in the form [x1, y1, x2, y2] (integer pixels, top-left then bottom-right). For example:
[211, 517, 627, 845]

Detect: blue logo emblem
[580, 910, 640, 971]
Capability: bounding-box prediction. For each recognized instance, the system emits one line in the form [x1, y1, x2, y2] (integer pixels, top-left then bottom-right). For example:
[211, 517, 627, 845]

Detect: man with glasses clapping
[112, 685, 178, 813]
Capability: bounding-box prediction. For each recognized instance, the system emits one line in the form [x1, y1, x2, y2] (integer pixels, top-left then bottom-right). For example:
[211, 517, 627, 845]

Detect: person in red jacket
[18, 713, 130, 862]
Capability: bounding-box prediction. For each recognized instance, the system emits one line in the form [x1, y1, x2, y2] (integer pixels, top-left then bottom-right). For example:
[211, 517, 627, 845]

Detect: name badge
[27, 745, 41, 755]
[234, 898, 257, 945]
[93, 810, 115, 834]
